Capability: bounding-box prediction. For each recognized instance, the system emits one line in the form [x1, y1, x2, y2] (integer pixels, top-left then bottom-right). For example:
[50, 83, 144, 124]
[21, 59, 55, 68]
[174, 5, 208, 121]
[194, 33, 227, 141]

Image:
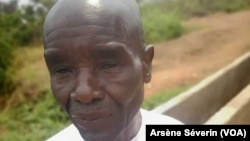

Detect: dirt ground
[144, 10, 250, 98]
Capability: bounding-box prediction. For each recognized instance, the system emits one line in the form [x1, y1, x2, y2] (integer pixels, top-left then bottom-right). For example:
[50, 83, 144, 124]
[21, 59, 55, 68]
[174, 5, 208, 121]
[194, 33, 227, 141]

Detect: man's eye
[55, 68, 73, 77]
[101, 63, 117, 70]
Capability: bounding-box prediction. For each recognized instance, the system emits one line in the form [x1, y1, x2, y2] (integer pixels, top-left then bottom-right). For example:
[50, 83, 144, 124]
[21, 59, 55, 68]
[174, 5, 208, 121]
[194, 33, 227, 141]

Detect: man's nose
[70, 69, 105, 104]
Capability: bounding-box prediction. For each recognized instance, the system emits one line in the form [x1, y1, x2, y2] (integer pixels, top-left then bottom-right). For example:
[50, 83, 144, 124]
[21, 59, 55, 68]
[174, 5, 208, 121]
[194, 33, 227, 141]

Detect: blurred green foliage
[140, 0, 250, 44]
[0, 0, 55, 95]
[0, 90, 70, 141]
[0, 38, 14, 94]
[142, 86, 189, 110]
[141, 6, 185, 44]
[144, 0, 250, 18]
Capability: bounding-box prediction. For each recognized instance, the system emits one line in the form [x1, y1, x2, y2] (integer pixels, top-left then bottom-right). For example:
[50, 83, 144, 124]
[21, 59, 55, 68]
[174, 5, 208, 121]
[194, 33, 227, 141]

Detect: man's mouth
[72, 112, 111, 121]
[71, 111, 112, 130]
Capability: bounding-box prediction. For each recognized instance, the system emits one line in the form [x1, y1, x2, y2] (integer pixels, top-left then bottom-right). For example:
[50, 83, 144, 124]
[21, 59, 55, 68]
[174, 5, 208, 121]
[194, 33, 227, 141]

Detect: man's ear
[142, 44, 154, 83]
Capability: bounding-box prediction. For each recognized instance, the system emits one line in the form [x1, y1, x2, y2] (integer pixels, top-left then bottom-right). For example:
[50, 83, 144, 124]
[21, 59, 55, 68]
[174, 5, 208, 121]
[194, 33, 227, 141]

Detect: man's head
[43, 0, 154, 140]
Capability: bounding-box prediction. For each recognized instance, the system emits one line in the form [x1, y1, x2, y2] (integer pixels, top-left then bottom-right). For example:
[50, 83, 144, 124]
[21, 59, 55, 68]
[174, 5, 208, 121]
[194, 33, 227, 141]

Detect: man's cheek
[51, 82, 73, 110]
[104, 74, 141, 104]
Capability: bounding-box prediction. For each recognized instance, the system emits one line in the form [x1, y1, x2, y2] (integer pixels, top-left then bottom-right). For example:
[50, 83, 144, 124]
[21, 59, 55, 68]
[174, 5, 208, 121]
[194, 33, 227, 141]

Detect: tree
[0, 0, 57, 95]
[0, 0, 18, 13]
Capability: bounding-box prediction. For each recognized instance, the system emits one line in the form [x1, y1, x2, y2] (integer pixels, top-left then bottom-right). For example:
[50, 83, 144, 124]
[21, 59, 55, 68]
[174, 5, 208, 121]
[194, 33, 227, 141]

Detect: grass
[0, 90, 70, 141]
[140, 4, 185, 44]
[139, 0, 250, 44]
[142, 86, 189, 110]
[1, 46, 50, 111]
[0, 46, 70, 141]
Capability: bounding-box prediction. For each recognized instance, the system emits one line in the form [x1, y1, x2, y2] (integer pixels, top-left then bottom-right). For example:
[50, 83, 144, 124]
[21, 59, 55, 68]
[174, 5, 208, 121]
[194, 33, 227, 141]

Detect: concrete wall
[205, 83, 250, 124]
[153, 52, 250, 124]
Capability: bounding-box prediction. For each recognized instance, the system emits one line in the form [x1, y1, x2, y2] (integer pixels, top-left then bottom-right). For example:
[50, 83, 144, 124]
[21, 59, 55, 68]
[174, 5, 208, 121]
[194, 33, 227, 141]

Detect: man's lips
[71, 111, 111, 121]
[71, 111, 112, 130]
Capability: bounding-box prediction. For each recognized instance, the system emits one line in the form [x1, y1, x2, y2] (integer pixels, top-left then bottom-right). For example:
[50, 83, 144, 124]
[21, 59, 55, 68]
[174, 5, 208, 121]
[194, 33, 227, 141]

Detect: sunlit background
[1, 0, 250, 140]
[0, 0, 29, 7]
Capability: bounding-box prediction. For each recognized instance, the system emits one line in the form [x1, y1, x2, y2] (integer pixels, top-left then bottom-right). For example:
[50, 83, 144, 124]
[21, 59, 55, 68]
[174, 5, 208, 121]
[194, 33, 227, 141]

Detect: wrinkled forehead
[44, 0, 141, 42]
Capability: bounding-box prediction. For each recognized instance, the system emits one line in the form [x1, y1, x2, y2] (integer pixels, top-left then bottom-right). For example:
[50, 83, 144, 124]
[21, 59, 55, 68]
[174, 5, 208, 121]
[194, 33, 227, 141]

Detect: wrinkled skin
[43, 0, 154, 140]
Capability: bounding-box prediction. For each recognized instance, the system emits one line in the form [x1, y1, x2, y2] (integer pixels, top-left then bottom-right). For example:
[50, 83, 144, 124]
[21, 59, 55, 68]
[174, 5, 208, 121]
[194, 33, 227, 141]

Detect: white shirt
[46, 109, 183, 141]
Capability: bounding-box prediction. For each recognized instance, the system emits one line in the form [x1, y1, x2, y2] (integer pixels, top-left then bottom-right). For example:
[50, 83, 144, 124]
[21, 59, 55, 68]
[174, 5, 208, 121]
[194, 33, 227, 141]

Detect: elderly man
[43, 0, 182, 140]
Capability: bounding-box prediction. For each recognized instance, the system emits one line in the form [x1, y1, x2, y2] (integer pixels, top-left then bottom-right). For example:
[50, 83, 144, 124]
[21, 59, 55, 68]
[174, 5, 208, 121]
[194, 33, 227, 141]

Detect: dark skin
[43, 0, 154, 141]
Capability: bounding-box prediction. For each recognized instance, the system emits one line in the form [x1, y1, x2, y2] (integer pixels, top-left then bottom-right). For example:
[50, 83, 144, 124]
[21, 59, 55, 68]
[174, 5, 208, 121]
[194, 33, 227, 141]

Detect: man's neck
[116, 110, 142, 141]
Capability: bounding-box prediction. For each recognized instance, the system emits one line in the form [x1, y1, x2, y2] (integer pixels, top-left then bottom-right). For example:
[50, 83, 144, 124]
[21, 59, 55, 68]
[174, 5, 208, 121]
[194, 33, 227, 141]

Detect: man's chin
[77, 126, 120, 141]
[73, 116, 122, 141]
[73, 115, 111, 131]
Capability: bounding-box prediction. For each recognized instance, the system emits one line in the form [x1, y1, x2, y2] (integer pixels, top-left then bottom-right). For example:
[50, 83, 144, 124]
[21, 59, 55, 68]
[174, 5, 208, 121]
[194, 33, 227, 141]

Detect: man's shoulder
[46, 124, 83, 141]
[140, 109, 183, 125]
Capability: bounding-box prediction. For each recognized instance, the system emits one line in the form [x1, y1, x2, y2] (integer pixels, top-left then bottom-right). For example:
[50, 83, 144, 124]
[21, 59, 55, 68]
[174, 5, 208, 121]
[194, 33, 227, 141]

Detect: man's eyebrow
[94, 42, 133, 58]
[44, 48, 68, 62]
[44, 47, 59, 57]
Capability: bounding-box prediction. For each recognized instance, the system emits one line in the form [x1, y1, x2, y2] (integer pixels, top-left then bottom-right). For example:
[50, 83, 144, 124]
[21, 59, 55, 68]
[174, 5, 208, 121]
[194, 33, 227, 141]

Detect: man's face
[44, 13, 148, 140]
